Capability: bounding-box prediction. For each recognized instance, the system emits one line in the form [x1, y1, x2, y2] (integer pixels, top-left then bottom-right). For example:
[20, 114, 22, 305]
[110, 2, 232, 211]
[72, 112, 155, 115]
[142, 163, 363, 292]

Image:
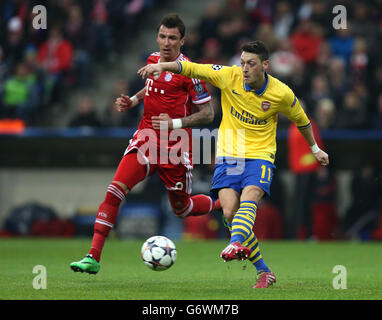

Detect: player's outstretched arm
[138, 62, 179, 79]
[298, 125, 329, 166]
[114, 88, 146, 112]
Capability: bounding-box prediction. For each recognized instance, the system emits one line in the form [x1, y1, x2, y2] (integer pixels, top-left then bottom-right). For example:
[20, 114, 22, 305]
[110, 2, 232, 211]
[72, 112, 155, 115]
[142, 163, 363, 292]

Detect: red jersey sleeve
[184, 78, 211, 105]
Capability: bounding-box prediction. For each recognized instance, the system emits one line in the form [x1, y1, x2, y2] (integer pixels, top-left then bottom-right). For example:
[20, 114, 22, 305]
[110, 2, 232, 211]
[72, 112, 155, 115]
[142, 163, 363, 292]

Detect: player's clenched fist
[114, 94, 138, 112]
[151, 113, 173, 130]
[138, 64, 163, 79]
[314, 150, 330, 166]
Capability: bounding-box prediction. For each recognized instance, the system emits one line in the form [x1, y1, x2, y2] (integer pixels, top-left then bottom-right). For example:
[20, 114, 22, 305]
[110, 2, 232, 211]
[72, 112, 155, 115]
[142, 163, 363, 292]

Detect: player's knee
[170, 199, 190, 218]
[168, 193, 190, 218]
[241, 185, 264, 203]
[170, 201, 189, 218]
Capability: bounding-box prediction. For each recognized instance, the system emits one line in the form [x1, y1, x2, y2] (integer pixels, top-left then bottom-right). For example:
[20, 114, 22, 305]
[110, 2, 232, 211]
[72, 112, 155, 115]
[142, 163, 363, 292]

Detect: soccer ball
[141, 235, 177, 271]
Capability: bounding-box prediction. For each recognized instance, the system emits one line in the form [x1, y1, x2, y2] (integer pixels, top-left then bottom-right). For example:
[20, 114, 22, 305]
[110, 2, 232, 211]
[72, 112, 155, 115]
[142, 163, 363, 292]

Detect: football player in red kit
[70, 14, 220, 274]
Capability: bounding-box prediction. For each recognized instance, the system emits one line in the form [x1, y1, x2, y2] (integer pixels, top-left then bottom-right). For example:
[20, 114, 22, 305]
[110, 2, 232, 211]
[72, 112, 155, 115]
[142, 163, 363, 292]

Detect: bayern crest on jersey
[261, 101, 271, 111]
[164, 72, 173, 82]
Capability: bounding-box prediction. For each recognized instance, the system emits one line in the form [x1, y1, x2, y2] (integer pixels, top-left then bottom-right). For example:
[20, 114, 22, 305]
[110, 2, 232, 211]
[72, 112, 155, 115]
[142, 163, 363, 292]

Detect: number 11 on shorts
[260, 164, 271, 183]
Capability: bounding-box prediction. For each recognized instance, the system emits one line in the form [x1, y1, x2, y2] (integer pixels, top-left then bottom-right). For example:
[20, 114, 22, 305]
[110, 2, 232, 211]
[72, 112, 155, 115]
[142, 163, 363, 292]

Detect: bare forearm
[299, 125, 330, 165]
[138, 61, 180, 80]
[181, 102, 214, 128]
[298, 125, 316, 148]
[129, 87, 146, 108]
[135, 87, 146, 102]
[160, 62, 180, 74]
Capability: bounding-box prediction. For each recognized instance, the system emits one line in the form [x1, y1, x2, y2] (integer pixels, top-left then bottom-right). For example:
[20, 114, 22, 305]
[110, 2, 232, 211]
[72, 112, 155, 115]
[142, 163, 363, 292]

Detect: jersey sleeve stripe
[176, 61, 183, 74]
[291, 96, 297, 108]
[192, 96, 212, 104]
[297, 122, 312, 129]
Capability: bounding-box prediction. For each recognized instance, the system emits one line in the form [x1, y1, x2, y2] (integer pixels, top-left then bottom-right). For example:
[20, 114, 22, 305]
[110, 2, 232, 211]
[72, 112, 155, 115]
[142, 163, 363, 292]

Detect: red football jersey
[138, 52, 211, 133]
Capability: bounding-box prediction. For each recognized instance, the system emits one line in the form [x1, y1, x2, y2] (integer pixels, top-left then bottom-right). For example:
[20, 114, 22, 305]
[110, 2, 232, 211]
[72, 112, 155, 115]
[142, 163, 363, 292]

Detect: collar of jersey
[158, 52, 182, 63]
[243, 72, 269, 96]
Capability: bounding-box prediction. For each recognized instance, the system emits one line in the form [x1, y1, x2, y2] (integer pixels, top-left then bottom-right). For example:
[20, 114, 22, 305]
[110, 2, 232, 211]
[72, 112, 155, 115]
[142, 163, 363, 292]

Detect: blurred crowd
[1, 0, 382, 130]
[66, 0, 382, 132]
[0, 0, 154, 125]
[181, 0, 382, 131]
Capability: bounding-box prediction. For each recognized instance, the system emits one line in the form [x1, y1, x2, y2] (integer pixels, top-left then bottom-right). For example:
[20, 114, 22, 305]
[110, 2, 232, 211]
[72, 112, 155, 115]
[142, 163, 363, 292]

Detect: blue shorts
[210, 157, 276, 201]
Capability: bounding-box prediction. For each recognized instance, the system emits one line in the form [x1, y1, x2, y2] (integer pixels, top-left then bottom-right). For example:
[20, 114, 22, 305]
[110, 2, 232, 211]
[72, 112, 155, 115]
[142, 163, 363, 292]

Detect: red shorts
[113, 129, 194, 215]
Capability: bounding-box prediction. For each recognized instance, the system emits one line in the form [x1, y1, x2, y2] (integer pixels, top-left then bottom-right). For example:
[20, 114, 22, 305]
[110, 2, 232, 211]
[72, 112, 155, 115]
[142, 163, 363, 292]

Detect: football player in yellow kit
[138, 40, 329, 288]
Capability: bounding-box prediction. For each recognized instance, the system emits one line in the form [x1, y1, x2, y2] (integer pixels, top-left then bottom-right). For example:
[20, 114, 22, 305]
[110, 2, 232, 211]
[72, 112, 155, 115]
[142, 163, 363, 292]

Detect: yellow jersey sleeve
[177, 61, 232, 90]
[279, 86, 311, 128]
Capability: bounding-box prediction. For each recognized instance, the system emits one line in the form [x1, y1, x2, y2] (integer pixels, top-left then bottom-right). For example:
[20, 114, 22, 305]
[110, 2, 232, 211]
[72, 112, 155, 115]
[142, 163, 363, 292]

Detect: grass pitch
[1, 238, 381, 300]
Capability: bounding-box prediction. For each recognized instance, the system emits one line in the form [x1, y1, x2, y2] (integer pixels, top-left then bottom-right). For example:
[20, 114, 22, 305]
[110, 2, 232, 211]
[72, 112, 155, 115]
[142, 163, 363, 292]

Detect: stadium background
[1, 0, 382, 244]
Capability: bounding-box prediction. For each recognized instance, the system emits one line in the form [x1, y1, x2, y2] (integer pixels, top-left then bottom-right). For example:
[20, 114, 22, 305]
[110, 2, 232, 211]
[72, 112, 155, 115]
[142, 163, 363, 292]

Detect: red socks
[187, 195, 221, 217]
[89, 183, 126, 262]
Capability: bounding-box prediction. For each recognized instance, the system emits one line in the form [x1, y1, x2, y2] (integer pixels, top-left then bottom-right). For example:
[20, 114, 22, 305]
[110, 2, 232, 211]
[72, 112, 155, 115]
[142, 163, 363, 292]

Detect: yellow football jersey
[178, 61, 311, 163]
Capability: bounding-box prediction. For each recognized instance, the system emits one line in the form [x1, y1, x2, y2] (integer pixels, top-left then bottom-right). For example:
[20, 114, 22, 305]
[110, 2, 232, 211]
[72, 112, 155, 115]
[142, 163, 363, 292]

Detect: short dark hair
[241, 40, 269, 61]
[157, 13, 186, 39]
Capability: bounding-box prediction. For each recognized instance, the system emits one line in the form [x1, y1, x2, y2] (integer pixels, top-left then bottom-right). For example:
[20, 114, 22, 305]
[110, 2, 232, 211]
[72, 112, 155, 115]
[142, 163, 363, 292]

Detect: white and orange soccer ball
[141, 236, 177, 271]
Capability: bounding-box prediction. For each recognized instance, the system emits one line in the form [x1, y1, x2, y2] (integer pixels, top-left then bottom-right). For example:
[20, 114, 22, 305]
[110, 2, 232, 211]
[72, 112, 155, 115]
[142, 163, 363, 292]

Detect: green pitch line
[0, 238, 381, 300]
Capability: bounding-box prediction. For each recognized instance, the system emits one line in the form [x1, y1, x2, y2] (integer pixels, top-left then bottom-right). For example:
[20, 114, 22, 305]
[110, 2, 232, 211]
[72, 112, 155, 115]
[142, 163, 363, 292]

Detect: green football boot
[70, 254, 100, 274]
[222, 215, 232, 232]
